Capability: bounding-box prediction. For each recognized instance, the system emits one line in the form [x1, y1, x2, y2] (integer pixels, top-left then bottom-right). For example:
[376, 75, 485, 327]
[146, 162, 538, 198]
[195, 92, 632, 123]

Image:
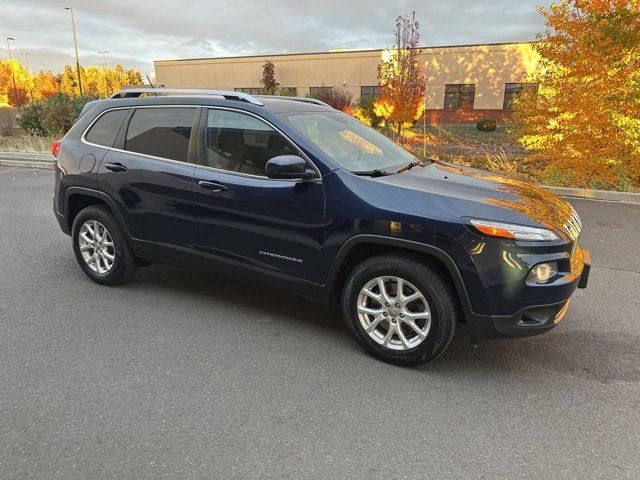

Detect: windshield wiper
[352, 169, 392, 177]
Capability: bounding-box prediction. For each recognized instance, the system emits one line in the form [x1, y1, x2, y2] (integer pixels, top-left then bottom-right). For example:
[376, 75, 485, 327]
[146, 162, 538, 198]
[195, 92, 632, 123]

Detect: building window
[279, 87, 298, 96]
[235, 87, 263, 95]
[503, 83, 539, 109]
[444, 84, 476, 109]
[360, 86, 381, 102]
[309, 86, 333, 97]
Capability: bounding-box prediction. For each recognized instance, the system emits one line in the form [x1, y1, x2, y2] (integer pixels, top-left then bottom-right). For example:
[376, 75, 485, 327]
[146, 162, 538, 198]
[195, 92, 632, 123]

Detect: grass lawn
[0, 134, 56, 154]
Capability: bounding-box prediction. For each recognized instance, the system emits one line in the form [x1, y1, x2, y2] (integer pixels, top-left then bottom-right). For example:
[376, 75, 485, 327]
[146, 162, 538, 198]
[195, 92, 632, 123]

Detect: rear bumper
[466, 248, 591, 344]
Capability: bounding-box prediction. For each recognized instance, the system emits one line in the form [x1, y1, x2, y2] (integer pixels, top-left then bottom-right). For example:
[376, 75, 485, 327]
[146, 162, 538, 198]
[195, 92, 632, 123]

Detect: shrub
[353, 97, 384, 129]
[17, 93, 98, 136]
[16, 101, 47, 135]
[0, 106, 16, 136]
[477, 118, 497, 132]
[309, 86, 353, 112]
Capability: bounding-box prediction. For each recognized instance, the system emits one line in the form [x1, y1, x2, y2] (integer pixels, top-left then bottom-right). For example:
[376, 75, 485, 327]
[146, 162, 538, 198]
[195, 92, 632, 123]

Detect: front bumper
[466, 248, 591, 344]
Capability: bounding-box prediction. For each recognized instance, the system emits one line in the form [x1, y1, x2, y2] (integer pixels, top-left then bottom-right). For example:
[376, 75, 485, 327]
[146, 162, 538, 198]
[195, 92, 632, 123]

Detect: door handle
[198, 180, 228, 192]
[104, 162, 127, 173]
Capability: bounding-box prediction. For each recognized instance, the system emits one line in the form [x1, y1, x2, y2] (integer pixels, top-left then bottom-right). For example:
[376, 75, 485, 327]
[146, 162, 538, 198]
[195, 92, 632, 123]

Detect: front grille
[563, 208, 582, 241]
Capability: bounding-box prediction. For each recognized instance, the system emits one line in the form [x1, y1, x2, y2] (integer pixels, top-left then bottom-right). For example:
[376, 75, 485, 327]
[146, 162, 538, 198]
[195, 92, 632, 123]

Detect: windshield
[279, 111, 417, 173]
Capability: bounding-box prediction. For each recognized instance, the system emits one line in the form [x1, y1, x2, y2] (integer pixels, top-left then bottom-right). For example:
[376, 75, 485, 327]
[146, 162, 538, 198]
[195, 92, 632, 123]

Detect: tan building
[154, 41, 541, 125]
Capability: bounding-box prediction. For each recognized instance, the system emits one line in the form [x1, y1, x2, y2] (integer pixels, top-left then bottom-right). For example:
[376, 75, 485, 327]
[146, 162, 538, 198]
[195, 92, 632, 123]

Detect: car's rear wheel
[71, 205, 136, 285]
[342, 254, 458, 366]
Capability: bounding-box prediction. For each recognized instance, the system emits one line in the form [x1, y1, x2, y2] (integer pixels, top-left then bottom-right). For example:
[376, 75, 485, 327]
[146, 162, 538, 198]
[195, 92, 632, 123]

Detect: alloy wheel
[78, 220, 115, 274]
[356, 276, 432, 351]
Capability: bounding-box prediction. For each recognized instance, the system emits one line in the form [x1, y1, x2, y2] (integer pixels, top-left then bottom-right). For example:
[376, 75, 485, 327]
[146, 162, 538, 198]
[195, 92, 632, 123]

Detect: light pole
[65, 6, 83, 95]
[6, 37, 18, 104]
[98, 50, 109, 67]
[20, 52, 33, 101]
[20, 52, 30, 71]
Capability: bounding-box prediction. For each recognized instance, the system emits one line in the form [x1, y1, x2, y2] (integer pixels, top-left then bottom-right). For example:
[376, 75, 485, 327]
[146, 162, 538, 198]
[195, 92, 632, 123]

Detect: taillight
[52, 140, 62, 157]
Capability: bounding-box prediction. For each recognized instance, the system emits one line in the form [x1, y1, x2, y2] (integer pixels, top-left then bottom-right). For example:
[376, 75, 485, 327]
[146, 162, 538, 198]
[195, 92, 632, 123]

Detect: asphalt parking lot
[1, 165, 639, 479]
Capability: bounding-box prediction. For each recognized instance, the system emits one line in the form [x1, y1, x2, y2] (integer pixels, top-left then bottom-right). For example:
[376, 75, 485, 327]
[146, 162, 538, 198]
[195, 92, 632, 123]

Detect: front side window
[444, 84, 476, 109]
[204, 109, 297, 176]
[125, 108, 195, 162]
[504, 83, 539, 109]
[280, 111, 417, 173]
[84, 109, 128, 147]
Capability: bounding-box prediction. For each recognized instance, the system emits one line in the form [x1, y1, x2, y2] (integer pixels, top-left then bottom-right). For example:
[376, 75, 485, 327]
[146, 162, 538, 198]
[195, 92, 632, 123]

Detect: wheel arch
[325, 235, 472, 314]
[65, 187, 133, 243]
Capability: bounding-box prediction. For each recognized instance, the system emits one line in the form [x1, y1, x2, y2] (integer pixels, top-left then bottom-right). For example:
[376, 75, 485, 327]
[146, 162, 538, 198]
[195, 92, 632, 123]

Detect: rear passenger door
[96, 106, 200, 267]
[193, 108, 326, 283]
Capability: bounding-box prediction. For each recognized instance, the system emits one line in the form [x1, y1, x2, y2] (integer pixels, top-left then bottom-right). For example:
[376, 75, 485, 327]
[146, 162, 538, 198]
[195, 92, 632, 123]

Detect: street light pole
[65, 6, 83, 95]
[98, 50, 109, 67]
[20, 52, 30, 71]
[6, 37, 18, 104]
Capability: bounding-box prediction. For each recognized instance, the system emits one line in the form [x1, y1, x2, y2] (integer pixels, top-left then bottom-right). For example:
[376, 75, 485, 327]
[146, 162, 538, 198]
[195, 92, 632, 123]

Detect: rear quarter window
[84, 109, 129, 148]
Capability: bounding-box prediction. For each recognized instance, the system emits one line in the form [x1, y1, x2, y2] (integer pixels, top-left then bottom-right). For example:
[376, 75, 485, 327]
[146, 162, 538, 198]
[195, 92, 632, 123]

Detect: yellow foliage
[0, 60, 144, 106]
[513, 0, 640, 190]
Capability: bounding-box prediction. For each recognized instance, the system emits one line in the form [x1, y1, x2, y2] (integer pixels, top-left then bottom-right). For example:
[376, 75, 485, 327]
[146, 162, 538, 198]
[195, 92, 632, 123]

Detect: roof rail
[255, 95, 332, 108]
[109, 88, 265, 106]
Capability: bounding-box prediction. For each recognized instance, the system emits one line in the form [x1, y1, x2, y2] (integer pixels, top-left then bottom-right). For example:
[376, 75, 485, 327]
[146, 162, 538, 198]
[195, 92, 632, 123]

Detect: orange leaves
[376, 12, 426, 136]
[0, 61, 145, 107]
[514, 0, 640, 190]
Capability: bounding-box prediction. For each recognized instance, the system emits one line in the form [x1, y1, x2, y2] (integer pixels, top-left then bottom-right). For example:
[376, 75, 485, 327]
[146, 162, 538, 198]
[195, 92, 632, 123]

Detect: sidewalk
[0, 152, 54, 170]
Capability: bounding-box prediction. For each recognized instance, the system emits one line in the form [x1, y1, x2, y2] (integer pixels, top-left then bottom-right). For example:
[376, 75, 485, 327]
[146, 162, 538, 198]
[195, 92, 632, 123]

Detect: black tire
[71, 205, 136, 285]
[342, 254, 458, 366]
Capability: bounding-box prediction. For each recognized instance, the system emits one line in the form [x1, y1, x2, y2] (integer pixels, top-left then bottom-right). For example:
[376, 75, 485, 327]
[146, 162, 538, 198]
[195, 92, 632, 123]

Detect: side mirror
[266, 155, 317, 180]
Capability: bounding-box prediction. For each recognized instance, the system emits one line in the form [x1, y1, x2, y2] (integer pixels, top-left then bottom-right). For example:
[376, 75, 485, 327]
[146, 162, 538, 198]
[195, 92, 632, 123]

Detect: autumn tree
[260, 60, 279, 95]
[33, 71, 60, 99]
[514, 0, 640, 190]
[309, 85, 353, 111]
[376, 12, 426, 137]
[0, 59, 33, 106]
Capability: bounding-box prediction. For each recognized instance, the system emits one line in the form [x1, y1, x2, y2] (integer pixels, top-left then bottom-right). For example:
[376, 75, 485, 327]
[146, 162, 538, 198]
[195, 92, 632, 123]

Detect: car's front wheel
[342, 254, 458, 366]
[71, 205, 136, 285]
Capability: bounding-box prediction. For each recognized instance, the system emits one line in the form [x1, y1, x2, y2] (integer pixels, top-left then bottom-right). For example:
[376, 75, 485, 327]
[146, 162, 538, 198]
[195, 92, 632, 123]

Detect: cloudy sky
[1, 0, 551, 77]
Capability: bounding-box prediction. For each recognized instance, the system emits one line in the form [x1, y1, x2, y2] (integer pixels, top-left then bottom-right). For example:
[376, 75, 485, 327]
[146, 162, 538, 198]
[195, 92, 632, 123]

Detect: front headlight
[468, 218, 560, 241]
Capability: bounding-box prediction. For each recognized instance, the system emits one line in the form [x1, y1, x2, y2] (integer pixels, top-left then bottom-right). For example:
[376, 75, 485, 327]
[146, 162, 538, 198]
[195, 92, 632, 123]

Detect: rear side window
[84, 109, 128, 148]
[125, 108, 195, 162]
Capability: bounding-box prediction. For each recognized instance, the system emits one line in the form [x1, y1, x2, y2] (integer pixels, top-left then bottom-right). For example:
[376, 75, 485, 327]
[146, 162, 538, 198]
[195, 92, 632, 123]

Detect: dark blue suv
[53, 88, 590, 365]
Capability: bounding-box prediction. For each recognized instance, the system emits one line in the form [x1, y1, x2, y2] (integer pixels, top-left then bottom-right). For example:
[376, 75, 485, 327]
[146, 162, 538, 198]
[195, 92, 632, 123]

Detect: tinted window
[503, 83, 539, 109]
[85, 109, 128, 147]
[204, 109, 297, 176]
[125, 108, 195, 162]
[444, 84, 476, 109]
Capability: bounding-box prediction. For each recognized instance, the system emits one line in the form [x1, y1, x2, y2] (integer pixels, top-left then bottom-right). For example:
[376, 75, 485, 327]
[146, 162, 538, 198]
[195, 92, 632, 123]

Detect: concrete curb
[0, 159, 54, 170]
[544, 186, 640, 205]
[1, 152, 639, 204]
[0, 152, 54, 170]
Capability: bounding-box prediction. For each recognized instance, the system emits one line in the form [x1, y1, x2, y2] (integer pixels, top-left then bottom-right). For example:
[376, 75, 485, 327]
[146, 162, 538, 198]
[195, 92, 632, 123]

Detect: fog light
[527, 262, 558, 284]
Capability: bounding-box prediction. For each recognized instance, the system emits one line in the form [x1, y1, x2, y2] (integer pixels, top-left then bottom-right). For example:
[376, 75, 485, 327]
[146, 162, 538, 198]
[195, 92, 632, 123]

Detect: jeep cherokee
[52, 88, 590, 366]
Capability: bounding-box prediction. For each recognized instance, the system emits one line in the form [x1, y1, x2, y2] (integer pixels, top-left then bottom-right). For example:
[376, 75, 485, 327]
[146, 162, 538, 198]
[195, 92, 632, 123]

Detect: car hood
[371, 161, 574, 231]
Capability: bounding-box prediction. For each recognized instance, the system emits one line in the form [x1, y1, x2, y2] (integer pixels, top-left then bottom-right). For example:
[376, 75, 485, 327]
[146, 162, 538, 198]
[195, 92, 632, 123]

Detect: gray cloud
[1, 0, 550, 75]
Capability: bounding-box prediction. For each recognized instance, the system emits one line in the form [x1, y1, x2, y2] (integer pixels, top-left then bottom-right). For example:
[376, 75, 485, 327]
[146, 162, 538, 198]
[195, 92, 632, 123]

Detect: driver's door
[192, 108, 326, 283]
